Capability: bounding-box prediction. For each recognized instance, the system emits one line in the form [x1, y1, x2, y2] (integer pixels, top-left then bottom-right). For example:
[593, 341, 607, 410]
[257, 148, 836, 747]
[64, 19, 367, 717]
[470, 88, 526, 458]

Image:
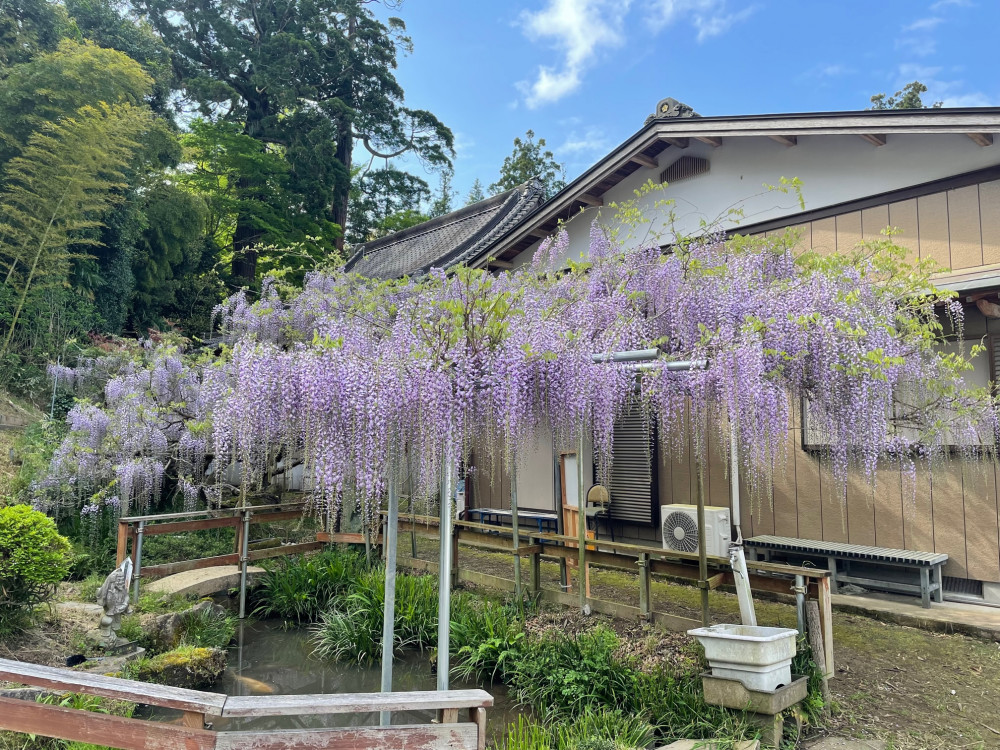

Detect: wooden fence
[392, 513, 835, 677]
[0, 658, 492, 750]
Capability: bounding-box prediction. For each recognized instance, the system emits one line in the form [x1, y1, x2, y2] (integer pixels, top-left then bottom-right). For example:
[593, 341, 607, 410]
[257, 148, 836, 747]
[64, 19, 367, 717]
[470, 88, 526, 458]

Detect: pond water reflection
[146, 619, 521, 741]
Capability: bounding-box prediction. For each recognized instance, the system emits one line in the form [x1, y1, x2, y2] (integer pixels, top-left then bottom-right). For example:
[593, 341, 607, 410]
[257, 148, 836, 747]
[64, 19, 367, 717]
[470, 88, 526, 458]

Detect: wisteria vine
[33, 225, 1000, 531]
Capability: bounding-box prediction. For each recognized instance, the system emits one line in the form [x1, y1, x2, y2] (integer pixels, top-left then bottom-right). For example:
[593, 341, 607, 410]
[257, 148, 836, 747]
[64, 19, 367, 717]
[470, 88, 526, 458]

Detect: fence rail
[391, 511, 835, 677]
[0, 658, 491, 750]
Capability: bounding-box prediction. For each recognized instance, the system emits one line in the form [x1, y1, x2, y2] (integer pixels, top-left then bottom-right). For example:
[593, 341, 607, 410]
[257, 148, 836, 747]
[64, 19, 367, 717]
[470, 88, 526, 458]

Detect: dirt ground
[403, 535, 1000, 750]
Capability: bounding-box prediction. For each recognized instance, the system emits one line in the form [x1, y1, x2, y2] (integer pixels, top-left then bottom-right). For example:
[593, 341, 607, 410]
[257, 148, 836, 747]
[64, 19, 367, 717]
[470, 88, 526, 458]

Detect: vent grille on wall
[943, 575, 983, 597]
[659, 156, 710, 185]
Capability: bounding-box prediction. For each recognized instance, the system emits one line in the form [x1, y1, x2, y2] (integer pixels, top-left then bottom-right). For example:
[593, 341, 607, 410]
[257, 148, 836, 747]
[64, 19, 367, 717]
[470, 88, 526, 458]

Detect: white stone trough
[687, 624, 798, 692]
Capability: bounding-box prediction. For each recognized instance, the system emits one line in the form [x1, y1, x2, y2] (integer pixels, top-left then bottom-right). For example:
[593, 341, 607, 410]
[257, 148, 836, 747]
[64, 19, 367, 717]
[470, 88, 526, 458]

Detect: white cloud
[893, 64, 995, 108]
[902, 16, 943, 32]
[930, 0, 973, 10]
[648, 0, 756, 42]
[517, 0, 631, 109]
[558, 127, 611, 157]
[797, 63, 855, 82]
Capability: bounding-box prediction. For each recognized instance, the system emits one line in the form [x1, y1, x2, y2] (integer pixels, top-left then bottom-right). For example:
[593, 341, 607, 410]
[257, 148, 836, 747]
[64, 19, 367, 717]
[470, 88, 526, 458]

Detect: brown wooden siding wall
[658, 178, 1000, 583]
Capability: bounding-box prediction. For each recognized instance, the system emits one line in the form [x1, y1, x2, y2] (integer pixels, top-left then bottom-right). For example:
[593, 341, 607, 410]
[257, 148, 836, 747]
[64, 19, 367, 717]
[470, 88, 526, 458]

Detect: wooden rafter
[631, 154, 659, 169]
[577, 194, 603, 207]
[967, 133, 994, 147]
[695, 136, 723, 147]
[768, 134, 798, 147]
[529, 227, 552, 239]
[859, 133, 887, 147]
[662, 137, 690, 149]
[487, 259, 513, 269]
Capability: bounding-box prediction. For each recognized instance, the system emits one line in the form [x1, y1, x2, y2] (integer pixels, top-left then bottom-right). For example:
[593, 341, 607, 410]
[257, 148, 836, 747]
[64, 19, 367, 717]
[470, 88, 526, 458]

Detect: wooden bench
[746, 535, 947, 608]
[0, 658, 492, 750]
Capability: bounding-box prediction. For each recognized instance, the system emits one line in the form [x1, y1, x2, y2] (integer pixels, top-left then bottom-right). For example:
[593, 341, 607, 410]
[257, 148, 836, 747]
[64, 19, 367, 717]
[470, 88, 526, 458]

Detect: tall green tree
[489, 130, 565, 199]
[870, 81, 943, 110]
[0, 102, 152, 367]
[346, 166, 430, 244]
[136, 0, 454, 284]
[0, 0, 69, 67]
[465, 178, 486, 206]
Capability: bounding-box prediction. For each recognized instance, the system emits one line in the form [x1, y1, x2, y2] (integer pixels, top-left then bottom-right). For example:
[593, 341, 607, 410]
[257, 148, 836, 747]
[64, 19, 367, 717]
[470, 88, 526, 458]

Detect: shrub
[451, 596, 525, 680]
[506, 625, 638, 717]
[0, 504, 71, 633]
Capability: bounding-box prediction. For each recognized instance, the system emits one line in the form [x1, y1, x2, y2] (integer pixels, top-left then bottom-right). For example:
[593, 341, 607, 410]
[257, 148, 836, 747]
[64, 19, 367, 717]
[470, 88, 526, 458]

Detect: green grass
[253, 546, 368, 625]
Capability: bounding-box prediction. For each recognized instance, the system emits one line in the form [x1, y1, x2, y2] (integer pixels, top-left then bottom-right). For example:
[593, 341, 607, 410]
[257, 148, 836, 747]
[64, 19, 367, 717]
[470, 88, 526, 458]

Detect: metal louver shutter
[607, 403, 654, 524]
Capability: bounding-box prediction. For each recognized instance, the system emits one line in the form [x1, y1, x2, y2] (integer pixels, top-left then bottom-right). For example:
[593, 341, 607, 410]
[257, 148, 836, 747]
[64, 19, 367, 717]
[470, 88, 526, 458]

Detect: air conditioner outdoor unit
[661, 504, 731, 557]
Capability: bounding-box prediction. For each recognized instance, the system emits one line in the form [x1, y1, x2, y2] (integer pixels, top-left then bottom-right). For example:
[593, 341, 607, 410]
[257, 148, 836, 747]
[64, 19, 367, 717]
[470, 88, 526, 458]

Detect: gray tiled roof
[344, 179, 546, 279]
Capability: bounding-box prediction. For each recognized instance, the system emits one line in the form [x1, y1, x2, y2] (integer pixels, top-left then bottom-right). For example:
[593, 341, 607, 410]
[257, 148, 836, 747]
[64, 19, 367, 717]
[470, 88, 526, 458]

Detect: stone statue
[96, 558, 133, 646]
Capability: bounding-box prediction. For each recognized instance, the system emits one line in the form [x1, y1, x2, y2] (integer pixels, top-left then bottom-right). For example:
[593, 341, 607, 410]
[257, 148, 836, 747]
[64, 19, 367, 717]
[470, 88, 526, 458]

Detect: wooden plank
[887, 198, 920, 259]
[248, 541, 326, 562]
[858, 133, 886, 147]
[0, 696, 216, 750]
[322, 533, 383, 544]
[216, 724, 478, 750]
[980, 180, 1000, 265]
[836, 210, 863, 254]
[249, 510, 309, 524]
[577, 194, 603, 207]
[662, 137, 690, 148]
[967, 133, 994, 147]
[743, 560, 829, 578]
[948, 185, 984, 269]
[142, 516, 241, 536]
[917, 191, 951, 266]
[860, 204, 890, 241]
[932, 460, 968, 577]
[120, 503, 307, 524]
[792, 411, 823, 541]
[695, 136, 722, 147]
[143, 553, 240, 579]
[810, 216, 837, 257]
[222, 690, 492, 718]
[962, 460, 1000, 582]
[0, 659, 227, 714]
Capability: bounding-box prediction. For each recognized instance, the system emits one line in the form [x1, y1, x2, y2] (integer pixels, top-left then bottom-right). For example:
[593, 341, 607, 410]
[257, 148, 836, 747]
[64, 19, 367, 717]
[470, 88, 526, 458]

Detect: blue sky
[371, 0, 999, 203]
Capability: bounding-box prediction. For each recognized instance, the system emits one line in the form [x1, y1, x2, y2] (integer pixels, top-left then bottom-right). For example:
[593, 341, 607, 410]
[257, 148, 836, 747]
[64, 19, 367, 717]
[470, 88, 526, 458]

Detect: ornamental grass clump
[253, 546, 368, 625]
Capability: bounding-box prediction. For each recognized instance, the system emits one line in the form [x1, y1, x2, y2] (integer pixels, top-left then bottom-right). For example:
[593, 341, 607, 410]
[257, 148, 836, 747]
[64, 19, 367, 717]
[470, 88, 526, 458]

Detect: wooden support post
[805, 600, 831, 709]
[638, 553, 651, 621]
[530, 548, 541, 593]
[470, 706, 487, 750]
[816, 577, 835, 678]
[116, 521, 129, 568]
[439, 707, 459, 724]
[180, 711, 205, 729]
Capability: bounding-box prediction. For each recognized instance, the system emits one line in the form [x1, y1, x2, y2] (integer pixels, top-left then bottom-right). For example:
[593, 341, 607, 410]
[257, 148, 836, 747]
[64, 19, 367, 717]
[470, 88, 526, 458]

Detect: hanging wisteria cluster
[34, 226, 999, 529]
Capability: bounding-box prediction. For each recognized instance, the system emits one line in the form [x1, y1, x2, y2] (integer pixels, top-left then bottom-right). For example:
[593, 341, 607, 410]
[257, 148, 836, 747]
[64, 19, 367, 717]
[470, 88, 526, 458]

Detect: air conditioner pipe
[729, 426, 758, 627]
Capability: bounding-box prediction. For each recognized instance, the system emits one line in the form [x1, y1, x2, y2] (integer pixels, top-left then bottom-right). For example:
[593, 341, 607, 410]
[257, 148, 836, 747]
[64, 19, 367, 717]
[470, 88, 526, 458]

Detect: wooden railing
[393, 513, 835, 677]
[0, 658, 492, 750]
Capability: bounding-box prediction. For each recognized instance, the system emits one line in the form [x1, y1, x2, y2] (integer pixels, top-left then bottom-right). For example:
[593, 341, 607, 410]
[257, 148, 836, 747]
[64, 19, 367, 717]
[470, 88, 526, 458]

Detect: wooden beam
[662, 137, 689, 149]
[577, 193, 603, 207]
[695, 136, 722, 147]
[528, 227, 551, 239]
[858, 133, 886, 147]
[487, 259, 513, 269]
[216, 725, 479, 750]
[630, 153, 658, 168]
[222, 690, 492, 718]
[768, 134, 798, 147]
[967, 132, 994, 147]
[0, 697, 216, 750]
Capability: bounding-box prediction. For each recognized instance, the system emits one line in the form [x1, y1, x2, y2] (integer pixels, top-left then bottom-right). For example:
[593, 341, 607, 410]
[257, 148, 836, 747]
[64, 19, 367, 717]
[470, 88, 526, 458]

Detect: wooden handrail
[0, 657, 491, 750]
[118, 502, 308, 524]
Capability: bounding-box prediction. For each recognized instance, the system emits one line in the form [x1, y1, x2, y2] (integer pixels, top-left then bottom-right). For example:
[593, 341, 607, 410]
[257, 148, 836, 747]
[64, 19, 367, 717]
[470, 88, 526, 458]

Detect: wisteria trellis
[34, 227, 1000, 531]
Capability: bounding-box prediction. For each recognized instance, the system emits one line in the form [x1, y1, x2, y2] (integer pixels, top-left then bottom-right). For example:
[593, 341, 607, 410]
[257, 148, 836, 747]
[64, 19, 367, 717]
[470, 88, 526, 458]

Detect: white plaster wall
[515, 427, 555, 511]
[512, 132, 1000, 269]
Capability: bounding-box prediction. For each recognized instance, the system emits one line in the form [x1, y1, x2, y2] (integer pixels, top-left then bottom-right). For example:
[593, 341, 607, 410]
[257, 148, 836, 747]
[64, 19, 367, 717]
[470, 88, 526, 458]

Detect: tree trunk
[332, 120, 352, 255]
[231, 99, 267, 287]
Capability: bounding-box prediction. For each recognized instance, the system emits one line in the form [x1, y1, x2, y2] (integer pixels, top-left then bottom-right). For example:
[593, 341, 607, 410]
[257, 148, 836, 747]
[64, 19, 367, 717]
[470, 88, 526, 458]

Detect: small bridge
[0, 657, 492, 750]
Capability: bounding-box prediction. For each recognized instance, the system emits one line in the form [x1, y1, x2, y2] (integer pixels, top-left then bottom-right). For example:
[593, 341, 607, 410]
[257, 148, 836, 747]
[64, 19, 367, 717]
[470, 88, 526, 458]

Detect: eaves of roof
[469, 107, 1000, 269]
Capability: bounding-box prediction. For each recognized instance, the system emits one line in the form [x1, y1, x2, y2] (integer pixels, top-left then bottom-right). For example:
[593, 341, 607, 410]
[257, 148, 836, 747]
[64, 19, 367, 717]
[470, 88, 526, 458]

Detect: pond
[147, 619, 521, 739]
